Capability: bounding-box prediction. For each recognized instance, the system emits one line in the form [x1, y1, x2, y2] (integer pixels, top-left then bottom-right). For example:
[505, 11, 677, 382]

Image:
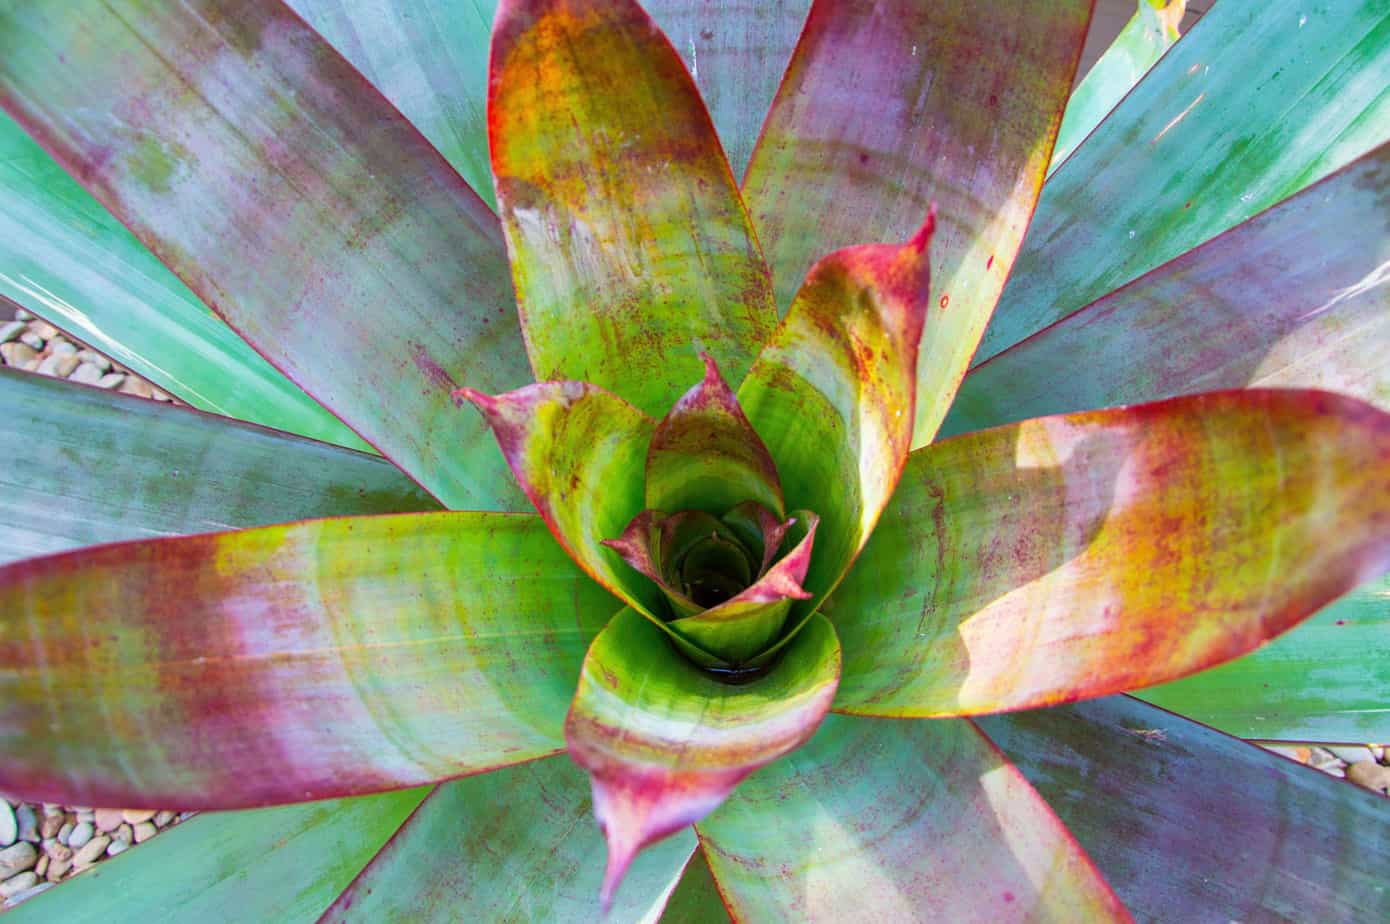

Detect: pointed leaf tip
[451, 386, 492, 411]
[908, 203, 937, 253]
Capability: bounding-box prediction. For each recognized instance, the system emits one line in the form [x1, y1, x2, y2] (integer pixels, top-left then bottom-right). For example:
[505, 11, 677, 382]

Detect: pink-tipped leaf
[737, 214, 933, 644]
[565, 608, 840, 909]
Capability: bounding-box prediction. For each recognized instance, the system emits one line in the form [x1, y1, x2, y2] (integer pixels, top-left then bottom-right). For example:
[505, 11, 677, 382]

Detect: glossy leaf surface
[645, 354, 784, 518]
[741, 0, 1090, 444]
[982, 696, 1390, 920]
[832, 390, 1390, 717]
[0, 0, 531, 510]
[289, 0, 499, 209]
[946, 139, 1390, 436]
[320, 758, 695, 923]
[460, 382, 659, 614]
[489, 0, 776, 417]
[565, 608, 839, 906]
[645, 0, 811, 179]
[697, 714, 1127, 921]
[0, 370, 436, 566]
[1048, 0, 1186, 174]
[0, 112, 365, 449]
[0, 512, 614, 809]
[738, 221, 931, 626]
[9, 789, 427, 924]
[981, 0, 1390, 364]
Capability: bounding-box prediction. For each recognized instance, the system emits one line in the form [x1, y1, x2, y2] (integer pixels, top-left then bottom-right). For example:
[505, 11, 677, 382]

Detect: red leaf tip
[451, 386, 496, 414]
[907, 203, 937, 254]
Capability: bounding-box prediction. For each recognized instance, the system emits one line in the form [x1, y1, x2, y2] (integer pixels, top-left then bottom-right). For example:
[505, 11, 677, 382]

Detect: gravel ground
[1, 307, 1387, 911]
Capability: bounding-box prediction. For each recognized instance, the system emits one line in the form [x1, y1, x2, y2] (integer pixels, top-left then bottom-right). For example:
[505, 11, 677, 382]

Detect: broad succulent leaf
[488, 0, 777, 418]
[1136, 586, 1390, 742]
[0, 0, 532, 511]
[740, 0, 1091, 445]
[696, 714, 1129, 921]
[6, 789, 428, 924]
[947, 139, 1390, 436]
[981, 0, 1390, 365]
[982, 696, 1390, 919]
[645, 354, 784, 518]
[645, 0, 811, 179]
[1048, 0, 1187, 175]
[319, 758, 696, 923]
[737, 217, 932, 635]
[289, 0, 500, 209]
[831, 390, 1390, 717]
[564, 608, 840, 908]
[0, 112, 365, 450]
[0, 370, 437, 565]
[0, 512, 613, 808]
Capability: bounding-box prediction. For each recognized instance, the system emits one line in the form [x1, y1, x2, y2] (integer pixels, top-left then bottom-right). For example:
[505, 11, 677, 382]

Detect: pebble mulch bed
[1, 306, 1387, 911]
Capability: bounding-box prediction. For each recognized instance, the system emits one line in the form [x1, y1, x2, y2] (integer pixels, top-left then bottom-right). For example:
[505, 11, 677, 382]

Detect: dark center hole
[676, 532, 752, 608]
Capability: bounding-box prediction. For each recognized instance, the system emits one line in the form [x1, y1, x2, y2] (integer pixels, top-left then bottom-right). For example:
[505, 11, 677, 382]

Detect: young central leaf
[601, 355, 818, 665]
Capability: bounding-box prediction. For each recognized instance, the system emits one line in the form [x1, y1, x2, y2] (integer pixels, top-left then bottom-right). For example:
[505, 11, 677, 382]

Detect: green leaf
[945, 138, 1390, 437]
[488, 0, 777, 418]
[8, 788, 427, 924]
[289, 0, 500, 209]
[981, 695, 1390, 919]
[1136, 581, 1390, 742]
[645, 0, 810, 179]
[0, 0, 532, 510]
[645, 354, 784, 518]
[460, 381, 659, 613]
[696, 714, 1127, 921]
[0, 512, 614, 808]
[737, 220, 932, 630]
[1048, 0, 1186, 175]
[564, 608, 840, 907]
[830, 390, 1390, 717]
[980, 0, 1390, 365]
[739, 0, 1090, 445]
[0, 369, 437, 565]
[657, 847, 730, 924]
[0, 111, 366, 450]
[319, 758, 696, 923]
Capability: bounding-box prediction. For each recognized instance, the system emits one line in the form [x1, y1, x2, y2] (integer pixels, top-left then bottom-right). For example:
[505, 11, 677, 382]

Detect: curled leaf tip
[450, 386, 495, 412]
[908, 203, 937, 253]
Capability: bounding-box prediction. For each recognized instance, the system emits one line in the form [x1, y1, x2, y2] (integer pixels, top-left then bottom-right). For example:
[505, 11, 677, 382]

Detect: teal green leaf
[0, 0, 532, 510]
[945, 138, 1390, 436]
[982, 695, 1390, 919]
[565, 608, 839, 907]
[0, 512, 613, 808]
[0, 369, 437, 566]
[980, 0, 1390, 364]
[319, 758, 695, 923]
[1049, 1, 1186, 175]
[696, 715, 1126, 920]
[287, 0, 499, 209]
[0, 111, 366, 450]
[7, 789, 427, 924]
[1136, 583, 1390, 742]
[645, 0, 811, 179]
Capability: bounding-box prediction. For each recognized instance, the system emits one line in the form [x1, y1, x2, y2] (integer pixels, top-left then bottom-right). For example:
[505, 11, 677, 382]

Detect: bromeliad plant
[2, 0, 1390, 919]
